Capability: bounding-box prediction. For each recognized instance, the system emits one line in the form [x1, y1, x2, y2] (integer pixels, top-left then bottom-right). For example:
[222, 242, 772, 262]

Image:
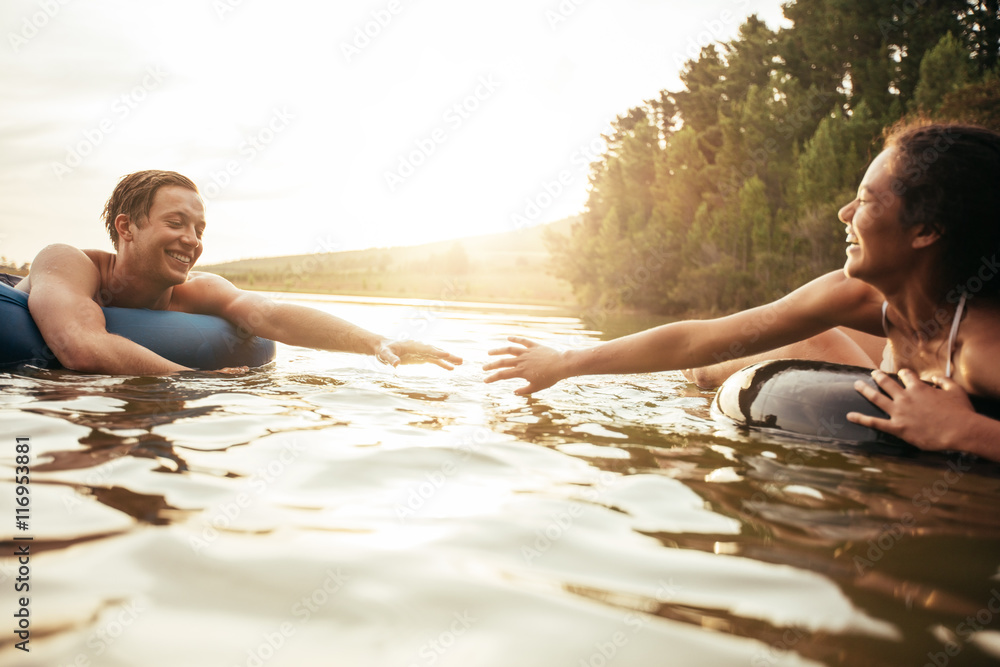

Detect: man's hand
[375, 340, 463, 370]
[483, 336, 568, 395]
[196, 280, 462, 371]
[847, 369, 976, 451]
[215, 366, 250, 375]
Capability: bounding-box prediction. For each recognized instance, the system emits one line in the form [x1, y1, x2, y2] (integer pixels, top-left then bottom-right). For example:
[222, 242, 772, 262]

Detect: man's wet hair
[102, 170, 199, 250]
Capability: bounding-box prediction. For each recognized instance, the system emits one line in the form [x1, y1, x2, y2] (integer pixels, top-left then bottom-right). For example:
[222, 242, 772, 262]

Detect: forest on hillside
[548, 0, 1000, 319]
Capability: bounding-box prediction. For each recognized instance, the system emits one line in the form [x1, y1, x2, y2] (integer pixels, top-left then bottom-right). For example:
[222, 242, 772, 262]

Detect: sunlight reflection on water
[3, 293, 1000, 666]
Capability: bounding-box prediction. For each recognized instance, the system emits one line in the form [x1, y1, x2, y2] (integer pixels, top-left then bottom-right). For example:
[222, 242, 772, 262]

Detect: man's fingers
[417, 348, 462, 366]
[379, 351, 400, 367]
[421, 344, 455, 359]
[401, 353, 462, 368]
[387, 342, 463, 367]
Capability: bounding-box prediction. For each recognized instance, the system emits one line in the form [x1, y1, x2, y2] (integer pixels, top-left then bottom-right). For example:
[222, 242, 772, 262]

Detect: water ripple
[3, 296, 1000, 666]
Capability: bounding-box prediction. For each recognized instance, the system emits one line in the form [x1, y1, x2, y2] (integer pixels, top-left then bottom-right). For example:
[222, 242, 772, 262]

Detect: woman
[483, 121, 1000, 460]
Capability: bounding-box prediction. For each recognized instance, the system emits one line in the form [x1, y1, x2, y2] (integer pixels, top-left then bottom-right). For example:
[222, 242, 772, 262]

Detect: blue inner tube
[0, 280, 275, 371]
[712, 359, 907, 446]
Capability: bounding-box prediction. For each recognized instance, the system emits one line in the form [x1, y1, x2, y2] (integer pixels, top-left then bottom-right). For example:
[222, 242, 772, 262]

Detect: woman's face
[839, 148, 914, 285]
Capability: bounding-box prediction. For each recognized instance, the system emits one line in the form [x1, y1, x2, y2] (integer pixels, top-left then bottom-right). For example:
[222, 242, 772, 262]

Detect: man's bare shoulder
[30, 244, 107, 261]
[19, 245, 106, 295]
[170, 271, 243, 314]
[80, 248, 114, 266]
[176, 271, 237, 292]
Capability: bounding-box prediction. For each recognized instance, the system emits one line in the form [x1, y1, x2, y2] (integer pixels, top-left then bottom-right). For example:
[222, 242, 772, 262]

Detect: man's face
[124, 186, 206, 284]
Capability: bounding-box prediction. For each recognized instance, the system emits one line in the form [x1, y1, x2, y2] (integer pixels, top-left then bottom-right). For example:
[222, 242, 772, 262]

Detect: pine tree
[548, 0, 996, 318]
[912, 32, 974, 113]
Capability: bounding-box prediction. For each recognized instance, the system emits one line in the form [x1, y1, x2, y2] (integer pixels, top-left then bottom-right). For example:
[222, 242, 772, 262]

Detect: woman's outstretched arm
[484, 270, 883, 395]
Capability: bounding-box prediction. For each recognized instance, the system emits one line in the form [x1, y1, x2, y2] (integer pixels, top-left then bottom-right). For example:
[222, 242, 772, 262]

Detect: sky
[0, 0, 789, 266]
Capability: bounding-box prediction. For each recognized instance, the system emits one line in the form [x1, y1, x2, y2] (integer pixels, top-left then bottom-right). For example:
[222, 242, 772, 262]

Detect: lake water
[3, 292, 1000, 667]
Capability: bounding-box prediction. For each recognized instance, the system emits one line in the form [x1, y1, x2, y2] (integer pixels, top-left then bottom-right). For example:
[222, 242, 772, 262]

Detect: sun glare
[0, 0, 788, 266]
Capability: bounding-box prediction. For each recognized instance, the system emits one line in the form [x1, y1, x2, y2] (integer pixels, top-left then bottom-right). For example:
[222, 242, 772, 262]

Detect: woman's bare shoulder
[780, 270, 885, 333]
[956, 298, 1000, 398]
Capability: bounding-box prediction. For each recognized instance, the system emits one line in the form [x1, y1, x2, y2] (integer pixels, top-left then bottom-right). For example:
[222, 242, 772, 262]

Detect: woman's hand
[847, 368, 975, 451]
[483, 336, 568, 395]
[375, 340, 463, 370]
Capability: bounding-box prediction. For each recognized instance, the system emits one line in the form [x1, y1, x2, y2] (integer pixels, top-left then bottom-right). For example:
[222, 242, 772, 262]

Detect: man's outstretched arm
[26, 245, 190, 374]
[182, 273, 462, 369]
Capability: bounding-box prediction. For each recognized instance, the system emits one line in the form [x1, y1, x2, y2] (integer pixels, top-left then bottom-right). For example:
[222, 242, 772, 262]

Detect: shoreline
[225, 279, 575, 309]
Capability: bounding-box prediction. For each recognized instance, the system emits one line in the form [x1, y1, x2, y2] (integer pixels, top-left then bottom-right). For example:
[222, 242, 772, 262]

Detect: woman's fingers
[929, 374, 961, 392]
[854, 377, 893, 411]
[846, 410, 893, 432]
[513, 383, 539, 396]
[895, 368, 925, 389]
[484, 368, 521, 384]
[482, 357, 519, 371]
[483, 337, 559, 395]
[849, 367, 978, 449]
[487, 346, 523, 357]
[870, 369, 905, 397]
[848, 373, 900, 434]
[487, 341, 535, 357]
[507, 336, 539, 348]
[486, 336, 540, 359]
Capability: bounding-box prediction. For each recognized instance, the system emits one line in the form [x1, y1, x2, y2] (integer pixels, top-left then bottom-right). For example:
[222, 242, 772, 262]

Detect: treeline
[549, 0, 1000, 317]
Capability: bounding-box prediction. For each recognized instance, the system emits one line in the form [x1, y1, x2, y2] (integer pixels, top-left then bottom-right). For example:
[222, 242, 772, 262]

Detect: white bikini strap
[881, 300, 890, 336]
[946, 291, 967, 379]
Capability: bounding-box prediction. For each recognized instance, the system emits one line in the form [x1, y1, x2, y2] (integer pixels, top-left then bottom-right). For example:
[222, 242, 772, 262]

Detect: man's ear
[115, 214, 133, 242]
[911, 224, 942, 250]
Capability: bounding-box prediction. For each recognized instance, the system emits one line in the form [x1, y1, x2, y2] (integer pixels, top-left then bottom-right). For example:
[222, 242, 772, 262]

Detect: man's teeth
[167, 251, 191, 263]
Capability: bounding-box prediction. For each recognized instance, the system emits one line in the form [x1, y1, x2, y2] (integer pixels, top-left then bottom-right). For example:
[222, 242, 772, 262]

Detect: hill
[200, 217, 577, 306]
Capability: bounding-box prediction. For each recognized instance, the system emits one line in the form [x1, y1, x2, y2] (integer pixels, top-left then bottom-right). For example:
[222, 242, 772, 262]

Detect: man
[14, 170, 463, 375]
